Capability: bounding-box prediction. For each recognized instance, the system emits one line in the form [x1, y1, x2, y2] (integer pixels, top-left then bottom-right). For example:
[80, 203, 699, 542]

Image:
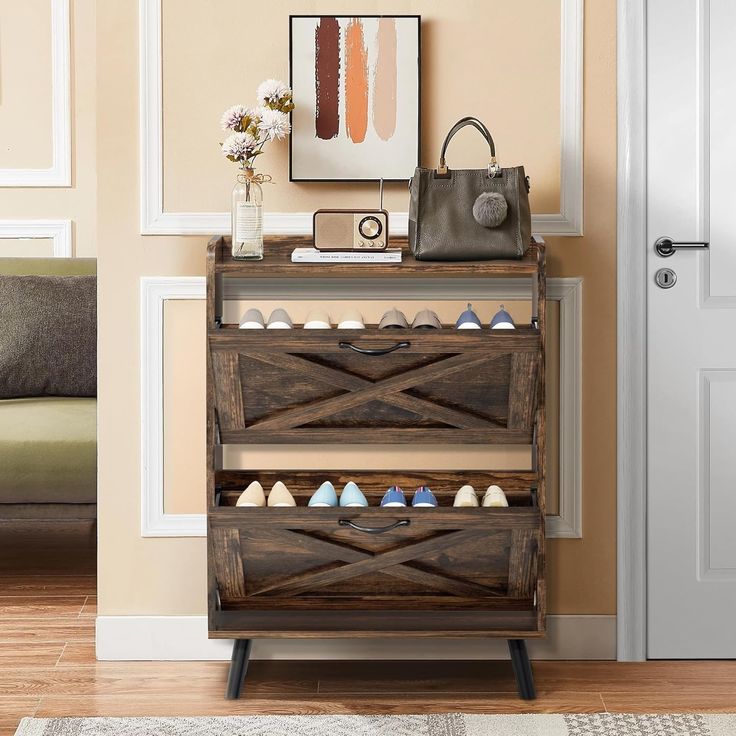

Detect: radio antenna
[379, 178, 384, 210]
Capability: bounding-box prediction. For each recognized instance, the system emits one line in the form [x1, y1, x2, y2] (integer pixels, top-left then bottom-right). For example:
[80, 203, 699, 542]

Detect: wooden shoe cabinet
[206, 235, 546, 700]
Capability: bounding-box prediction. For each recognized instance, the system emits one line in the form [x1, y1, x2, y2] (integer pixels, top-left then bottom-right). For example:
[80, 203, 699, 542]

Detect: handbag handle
[437, 116, 500, 178]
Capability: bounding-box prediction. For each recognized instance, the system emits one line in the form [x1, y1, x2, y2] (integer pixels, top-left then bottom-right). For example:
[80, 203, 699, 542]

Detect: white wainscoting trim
[97, 614, 614, 661]
[0, 220, 73, 256]
[140, 277, 209, 537]
[138, 0, 583, 236]
[140, 276, 582, 539]
[0, 0, 71, 187]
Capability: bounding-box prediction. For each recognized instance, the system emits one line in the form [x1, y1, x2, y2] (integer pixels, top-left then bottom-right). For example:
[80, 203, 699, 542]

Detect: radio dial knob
[358, 216, 382, 240]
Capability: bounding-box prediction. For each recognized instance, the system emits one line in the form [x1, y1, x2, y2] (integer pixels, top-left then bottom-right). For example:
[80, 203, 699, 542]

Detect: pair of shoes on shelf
[380, 485, 438, 508]
[309, 481, 368, 507]
[454, 484, 508, 507]
[236, 481, 296, 507]
[379, 308, 442, 329]
[240, 308, 293, 329]
[305, 309, 366, 330]
[456, 304, 516, 330]
[239, 308, 367, 330]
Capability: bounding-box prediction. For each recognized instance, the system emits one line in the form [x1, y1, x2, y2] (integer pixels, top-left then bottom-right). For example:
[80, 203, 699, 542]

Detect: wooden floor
[1, 522, 735, 736]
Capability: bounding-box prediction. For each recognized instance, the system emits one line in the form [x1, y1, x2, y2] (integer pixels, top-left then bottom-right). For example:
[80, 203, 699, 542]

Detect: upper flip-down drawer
[208, 327, 542, 444]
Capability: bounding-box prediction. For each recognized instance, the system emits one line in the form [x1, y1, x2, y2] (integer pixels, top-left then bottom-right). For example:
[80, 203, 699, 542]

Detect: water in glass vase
[231, 169, 263, 260]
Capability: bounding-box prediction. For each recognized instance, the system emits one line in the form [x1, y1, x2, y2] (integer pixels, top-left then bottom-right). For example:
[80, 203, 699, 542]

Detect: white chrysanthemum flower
[220, 104, 249, 131]
[257, 108, 291, 141]
[256, 78, 291, 105]
[221, 132, 259, 159]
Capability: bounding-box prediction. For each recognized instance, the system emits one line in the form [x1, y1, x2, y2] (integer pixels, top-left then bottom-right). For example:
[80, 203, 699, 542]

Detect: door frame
[617, 0, 648, 661]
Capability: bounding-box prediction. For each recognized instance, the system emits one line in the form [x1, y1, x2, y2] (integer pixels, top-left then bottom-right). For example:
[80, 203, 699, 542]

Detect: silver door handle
[655, 236, 709, 257]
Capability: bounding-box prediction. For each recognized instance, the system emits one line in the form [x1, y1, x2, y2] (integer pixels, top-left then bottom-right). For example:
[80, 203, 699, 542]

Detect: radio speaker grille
[314, 213, 354, 249]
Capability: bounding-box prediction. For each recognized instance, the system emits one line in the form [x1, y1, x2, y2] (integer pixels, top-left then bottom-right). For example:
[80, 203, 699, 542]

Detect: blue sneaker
[308, 481, 338, 507]
[456, 303, 482, 329]
[380, 486, 407, 507]
[490, 304, 516, 330]
[339, 481, 368, 507]
[412, 485, 438, 508]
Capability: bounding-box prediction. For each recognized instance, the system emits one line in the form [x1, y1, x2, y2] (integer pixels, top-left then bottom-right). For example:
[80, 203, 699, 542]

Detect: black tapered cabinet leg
[508, 639, 536, 700]
[225, 638, 252, 699]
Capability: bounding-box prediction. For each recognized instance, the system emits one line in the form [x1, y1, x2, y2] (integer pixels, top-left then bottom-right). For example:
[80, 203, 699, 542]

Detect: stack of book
[291, 248, 402, 264]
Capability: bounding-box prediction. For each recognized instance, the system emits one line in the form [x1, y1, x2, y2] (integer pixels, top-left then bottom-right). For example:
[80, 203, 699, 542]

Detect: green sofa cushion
[0, 397, 96, 503]
[0, 258, 96, 276]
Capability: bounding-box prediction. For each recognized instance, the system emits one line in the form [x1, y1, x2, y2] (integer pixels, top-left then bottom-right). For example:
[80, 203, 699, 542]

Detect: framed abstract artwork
[289, 15, 421, 182]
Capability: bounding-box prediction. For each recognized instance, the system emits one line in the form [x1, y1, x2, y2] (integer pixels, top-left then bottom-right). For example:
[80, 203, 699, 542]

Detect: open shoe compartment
[208, 470, 544, 637]
[208, 327, 541, 444]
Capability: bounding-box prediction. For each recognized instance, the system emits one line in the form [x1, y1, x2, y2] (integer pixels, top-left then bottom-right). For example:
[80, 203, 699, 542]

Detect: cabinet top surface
[208, 235, 544, 279]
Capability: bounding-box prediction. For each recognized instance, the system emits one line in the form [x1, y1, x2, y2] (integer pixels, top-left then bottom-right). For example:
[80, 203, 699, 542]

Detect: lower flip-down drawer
[207, 471, 544, 637]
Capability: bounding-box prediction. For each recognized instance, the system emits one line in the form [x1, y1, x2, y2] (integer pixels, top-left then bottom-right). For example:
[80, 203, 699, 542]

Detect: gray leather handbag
[408, 117, 531, 261]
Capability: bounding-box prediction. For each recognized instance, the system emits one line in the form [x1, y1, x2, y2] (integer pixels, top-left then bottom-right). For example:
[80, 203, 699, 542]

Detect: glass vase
[231, 168, 263, 260]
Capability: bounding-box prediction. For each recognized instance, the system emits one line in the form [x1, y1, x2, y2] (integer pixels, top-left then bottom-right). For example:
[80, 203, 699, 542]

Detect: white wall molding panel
[140, 276, 582, 539]
[0, 0, 71, 187]
[138, 0, 584, 236]
[0, 219, 73, 256]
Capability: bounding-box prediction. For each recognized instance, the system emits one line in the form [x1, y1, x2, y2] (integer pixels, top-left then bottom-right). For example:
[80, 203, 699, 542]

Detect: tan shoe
[453, 485, 479, 507]
[266, 308, 293, 329]
[267, 481, 296, 507]
[411, 309, 442, 329]
[236, 481, 266, 507]
[304, 309, 332, 329]
[482, 485, 509, 507]
[379, 307, 409, 329]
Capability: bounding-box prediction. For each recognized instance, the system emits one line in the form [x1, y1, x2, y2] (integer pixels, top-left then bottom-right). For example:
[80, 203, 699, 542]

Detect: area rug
[13, 714, 736, 736]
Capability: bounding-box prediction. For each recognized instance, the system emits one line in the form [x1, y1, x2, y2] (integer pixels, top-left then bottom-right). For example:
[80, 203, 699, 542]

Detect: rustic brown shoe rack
[206, 235, 546, 701]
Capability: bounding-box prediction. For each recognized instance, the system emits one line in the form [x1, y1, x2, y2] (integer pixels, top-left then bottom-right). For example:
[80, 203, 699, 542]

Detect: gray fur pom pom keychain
[472, 191, 508, 228]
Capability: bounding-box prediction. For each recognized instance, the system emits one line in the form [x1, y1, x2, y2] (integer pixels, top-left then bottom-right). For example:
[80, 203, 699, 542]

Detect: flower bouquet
[220, 80, 295, 260]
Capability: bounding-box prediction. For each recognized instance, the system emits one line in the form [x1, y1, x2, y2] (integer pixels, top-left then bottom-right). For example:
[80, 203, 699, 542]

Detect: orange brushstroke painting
[345, 18, 368, 144]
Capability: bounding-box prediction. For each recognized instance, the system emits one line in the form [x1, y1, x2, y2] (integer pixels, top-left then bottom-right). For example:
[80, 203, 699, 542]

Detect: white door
[648, 0, 736, 657]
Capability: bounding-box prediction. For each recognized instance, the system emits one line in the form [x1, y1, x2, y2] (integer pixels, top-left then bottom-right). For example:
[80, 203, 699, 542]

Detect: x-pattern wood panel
[243, 528, 507, 600]
[243, 351, 506, 432]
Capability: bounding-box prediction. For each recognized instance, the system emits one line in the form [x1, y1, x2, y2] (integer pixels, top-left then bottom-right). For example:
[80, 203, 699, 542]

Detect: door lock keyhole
[655, 268, 677, 289]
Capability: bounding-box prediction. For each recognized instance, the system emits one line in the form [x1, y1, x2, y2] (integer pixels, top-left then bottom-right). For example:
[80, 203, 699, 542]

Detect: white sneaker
[236, 480, 266, 507]
[482, 485, 509, 507]
[337, 309, 365, 329]
[453, 485, 479, 507]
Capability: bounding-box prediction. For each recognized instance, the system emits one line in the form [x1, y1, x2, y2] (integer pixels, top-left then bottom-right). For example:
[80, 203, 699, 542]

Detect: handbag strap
[437, 117, 500, 178]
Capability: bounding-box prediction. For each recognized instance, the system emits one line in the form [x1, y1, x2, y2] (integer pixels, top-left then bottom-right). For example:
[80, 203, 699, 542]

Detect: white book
[291, 248, 402, 264]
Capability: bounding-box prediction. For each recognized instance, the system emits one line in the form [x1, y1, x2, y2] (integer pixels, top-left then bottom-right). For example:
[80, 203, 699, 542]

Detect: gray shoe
[379, 307, 409, 329]
[266, 308, 293, 329]
[411, 309, 442, 329]
[239, 308, 265, 329]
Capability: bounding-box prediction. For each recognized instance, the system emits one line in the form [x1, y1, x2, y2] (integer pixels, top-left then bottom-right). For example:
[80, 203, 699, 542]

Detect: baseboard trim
[96, 615, 615, 661]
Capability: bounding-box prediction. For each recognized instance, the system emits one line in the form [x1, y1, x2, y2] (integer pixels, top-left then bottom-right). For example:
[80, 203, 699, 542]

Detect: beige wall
[0, 0, 53, 169]
[0, 0, 97, 257]
[0, 239, 55, 258]
[97, 0, 616, 618]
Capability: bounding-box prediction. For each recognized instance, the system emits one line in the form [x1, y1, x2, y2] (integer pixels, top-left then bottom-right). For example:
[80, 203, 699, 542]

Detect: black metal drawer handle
[338, 340, 410, 356]
[339, 519, 411, 534]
